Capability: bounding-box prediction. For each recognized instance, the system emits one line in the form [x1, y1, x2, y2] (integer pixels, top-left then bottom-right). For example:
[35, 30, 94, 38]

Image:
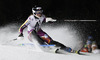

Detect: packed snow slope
[0, 19, 100, 60]
[0, 45, 100, 60]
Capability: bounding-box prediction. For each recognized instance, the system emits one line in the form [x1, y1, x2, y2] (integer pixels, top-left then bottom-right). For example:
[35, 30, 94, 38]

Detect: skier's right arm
[18, 16, 31, 36]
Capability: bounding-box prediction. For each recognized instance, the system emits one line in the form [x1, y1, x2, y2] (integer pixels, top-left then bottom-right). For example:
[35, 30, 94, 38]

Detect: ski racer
[91, 41, 100, 54]
[18, 6, 80, 54]
[81, 36, 93, 53]
[86, 36, 93, 53]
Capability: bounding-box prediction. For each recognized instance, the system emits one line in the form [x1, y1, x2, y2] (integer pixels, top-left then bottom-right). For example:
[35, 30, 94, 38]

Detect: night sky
[0, 0, 100, 24]
[0, 0, 100, 47]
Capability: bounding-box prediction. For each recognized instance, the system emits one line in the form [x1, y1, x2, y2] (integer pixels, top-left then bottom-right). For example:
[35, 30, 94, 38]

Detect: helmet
[32, 7, 43, 14]
[92, 41, 96, 44]
[88, 36, 93, 39]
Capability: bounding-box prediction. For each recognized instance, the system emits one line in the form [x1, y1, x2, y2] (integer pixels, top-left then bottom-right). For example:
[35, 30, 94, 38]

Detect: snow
[0, 20, 100, 60]
[92, 49, 100, 54]
[0, 45, 100, 60]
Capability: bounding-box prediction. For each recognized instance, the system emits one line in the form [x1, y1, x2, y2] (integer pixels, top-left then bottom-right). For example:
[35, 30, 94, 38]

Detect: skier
[86, 36, 93, 53]
[18, 6, 80, 54]
[91, 41, 100, 54]
[92, 41, 98, 50]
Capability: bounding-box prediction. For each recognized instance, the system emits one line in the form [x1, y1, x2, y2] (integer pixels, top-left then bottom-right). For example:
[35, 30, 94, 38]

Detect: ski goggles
[35, 11, 43, 14]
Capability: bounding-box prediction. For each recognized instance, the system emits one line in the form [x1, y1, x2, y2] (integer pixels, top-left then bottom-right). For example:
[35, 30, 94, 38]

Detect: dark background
[0, 0, 100, 48]
[0, 0, 100, 24]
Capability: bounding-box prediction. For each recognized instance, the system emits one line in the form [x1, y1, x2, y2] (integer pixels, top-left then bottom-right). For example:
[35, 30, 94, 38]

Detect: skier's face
[36, 13, 42, 17]
[35, 11, 42, 17]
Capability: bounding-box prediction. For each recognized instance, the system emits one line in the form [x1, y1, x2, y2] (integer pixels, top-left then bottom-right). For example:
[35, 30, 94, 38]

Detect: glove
[18, 33, 24, 37]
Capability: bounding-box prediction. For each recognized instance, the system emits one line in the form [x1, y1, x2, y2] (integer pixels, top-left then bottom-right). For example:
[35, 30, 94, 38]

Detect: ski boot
[74, 50, 81, 54]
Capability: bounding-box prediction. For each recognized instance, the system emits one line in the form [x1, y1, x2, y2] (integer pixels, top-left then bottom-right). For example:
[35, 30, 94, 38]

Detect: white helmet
[32, 7, 43, 14]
